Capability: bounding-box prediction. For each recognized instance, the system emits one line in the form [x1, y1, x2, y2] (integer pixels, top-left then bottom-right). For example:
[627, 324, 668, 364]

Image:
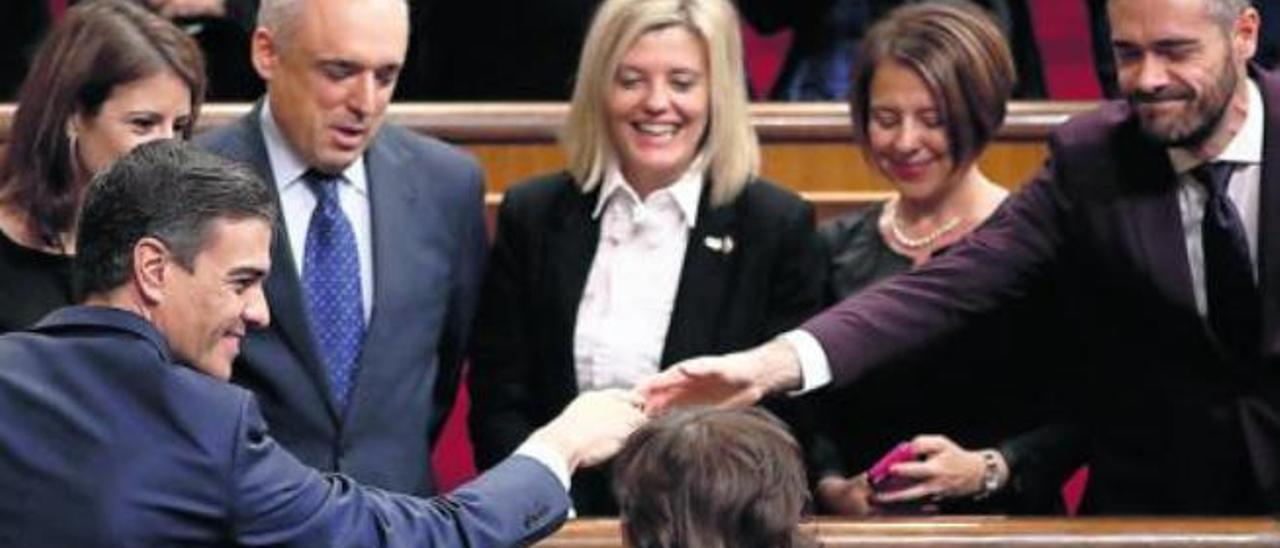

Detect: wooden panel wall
[0, 101, 1092, 213]
[0, 101, 1088, 193]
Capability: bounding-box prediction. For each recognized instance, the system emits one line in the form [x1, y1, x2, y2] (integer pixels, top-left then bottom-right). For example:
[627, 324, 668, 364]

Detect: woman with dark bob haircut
[613, 407, 813, 548]
[812, 1, 1083, 515]
[0, 0, 206, 332]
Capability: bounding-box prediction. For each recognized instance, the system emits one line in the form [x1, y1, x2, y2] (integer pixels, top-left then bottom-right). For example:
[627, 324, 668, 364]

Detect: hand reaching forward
[873, 435, 1007, 505]
[528, 389, 647, 471]
[638, 340, 802, 415]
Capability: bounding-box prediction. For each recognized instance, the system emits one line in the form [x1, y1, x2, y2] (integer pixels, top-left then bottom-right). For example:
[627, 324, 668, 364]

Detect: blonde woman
[469, 0, 824, 514]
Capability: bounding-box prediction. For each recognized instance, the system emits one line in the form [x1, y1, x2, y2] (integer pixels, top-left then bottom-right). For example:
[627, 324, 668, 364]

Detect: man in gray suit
[0, 140, 645, 546]
[198, 0, 487, 495]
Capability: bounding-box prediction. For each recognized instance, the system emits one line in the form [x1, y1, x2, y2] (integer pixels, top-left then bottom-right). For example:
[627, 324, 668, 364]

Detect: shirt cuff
[514, 439, 572, 491]
[779, 329, 832, 395]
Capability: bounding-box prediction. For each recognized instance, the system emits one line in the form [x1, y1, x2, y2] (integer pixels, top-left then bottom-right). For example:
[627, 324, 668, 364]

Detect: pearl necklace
[887, 205, 962, 250]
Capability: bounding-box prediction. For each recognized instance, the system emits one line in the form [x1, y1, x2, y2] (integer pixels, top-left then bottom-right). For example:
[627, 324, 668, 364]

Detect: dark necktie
[302, 170, 365, 410]
[1192, 161, 1259, 362]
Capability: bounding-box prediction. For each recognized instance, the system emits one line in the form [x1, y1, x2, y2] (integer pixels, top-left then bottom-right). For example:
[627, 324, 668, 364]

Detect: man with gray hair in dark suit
[197, 0, 488, 497]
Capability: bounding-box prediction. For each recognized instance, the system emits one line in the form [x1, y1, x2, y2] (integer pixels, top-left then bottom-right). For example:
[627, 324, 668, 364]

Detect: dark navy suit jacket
[0, 306, 567, 547]
[804, 68, 1280, 514]
[196, 105, 488, 496]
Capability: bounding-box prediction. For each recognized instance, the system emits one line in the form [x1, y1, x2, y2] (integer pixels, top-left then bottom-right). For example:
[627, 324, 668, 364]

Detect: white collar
[260, 99, 368, 193]
[591, 158, 706, 228]
[1169, 78, 1264, 174]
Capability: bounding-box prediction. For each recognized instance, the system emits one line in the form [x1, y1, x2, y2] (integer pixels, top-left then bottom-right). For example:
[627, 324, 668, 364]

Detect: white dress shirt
[573, 163, 704, 392]
[787, 80, 1266, 393]
[260, 101, 374, 321]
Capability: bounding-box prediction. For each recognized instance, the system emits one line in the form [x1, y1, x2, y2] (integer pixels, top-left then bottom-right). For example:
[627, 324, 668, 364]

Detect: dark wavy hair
[849, 1, 1015, 175]
[613, 407, 813, 548]
[0, 0, 206, 251]
[74, 140, 276, 299]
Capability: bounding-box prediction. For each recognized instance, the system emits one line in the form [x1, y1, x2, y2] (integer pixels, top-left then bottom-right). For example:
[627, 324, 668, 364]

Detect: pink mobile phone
[867, 442, 918, 493]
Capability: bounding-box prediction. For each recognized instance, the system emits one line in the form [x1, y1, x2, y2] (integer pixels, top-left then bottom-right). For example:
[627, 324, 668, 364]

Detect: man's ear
[1233, 7, 1261, 62]
[251, 27, 278, 81]
[133, 237, 171, 305]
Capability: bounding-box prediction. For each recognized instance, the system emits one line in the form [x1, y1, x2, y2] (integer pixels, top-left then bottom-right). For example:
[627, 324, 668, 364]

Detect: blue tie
[1192, 161, 1259, 362]
[302, 170, 365, 410]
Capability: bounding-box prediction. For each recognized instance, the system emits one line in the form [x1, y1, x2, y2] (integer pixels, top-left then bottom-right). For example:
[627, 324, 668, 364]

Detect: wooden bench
[0, 101, 1093, 194]
[538, 517, 1280, 547]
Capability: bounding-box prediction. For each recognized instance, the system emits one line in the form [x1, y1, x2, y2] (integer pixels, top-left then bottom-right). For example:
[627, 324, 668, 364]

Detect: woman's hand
[816, 473, 875, 516]
[873, 435, 1007, 504]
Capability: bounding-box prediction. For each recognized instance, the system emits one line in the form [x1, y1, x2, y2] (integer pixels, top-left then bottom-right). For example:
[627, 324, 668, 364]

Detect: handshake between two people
[541, 339, 804, 473]
[535, 340, 798, 473]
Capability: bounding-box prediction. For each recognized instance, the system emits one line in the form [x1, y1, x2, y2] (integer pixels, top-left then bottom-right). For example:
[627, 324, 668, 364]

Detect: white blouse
[572, 163, 704, 391]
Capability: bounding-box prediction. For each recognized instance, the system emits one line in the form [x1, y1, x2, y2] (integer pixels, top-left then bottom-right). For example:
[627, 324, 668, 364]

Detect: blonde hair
[563, 0, 759, 206]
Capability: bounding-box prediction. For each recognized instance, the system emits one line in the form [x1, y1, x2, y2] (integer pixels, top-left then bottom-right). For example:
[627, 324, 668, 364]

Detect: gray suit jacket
[196, 104, 488, 496]
[0, 306, 567, 547]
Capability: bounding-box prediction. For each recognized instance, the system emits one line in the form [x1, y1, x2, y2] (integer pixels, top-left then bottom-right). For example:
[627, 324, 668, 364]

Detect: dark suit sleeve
[803, 157, 1071, 388]
[468, 190, 542, 469]
[432, 162, 490, 443]
[997, 422, 1088, 512]
[228, 397, 569, 546]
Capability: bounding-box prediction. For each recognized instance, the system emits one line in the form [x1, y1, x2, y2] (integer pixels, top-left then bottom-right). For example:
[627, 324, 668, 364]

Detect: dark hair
[613, 407, 812, 548]
[850, 1, 1015, 172]
[74, 140, 276, 299]
[0, 0, 207, 250]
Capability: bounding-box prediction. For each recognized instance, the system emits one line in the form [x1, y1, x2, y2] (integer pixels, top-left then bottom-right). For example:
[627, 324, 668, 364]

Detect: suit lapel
[660, 185, 735, 367]
[545, 186, 600, 401]
[1253, 69, 1280, 357]
[1119, 120, 1200, 318]
[342, 132, 424, 423]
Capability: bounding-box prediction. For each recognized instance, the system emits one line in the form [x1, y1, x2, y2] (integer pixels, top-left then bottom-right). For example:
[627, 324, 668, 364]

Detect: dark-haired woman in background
[812, 1, 1083, 515]
[0, 0, 206, 332]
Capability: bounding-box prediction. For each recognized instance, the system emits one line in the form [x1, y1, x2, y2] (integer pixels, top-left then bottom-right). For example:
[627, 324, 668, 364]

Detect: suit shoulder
[733, 178, 811, 219]
[379, 124, 480, 173]
[818, 202, 882, 249]
[193, 113, 258, 159]
[1051, 101, 1134, 155]
[501, 172, 579, 208]
[499, 172, 586, 220]
[168, 366, 256, 418]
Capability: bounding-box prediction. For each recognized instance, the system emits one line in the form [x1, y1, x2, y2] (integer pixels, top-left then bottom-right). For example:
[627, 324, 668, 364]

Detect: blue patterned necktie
[1192, 161, 1259, 362]
[302, 170, 365, 410]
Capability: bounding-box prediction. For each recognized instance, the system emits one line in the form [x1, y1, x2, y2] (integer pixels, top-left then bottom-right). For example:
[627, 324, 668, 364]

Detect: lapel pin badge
[703, 235, 735, 254]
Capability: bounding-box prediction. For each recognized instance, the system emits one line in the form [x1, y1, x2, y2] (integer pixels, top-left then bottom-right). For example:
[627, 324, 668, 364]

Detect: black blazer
[469, 171, 825, 512]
